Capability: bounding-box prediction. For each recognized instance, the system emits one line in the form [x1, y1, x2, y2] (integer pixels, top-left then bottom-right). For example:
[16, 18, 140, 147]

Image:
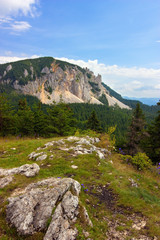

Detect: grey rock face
[6, 177, 91, 239]
[44, 191, 79, 240]
[0, 163, 40, 177]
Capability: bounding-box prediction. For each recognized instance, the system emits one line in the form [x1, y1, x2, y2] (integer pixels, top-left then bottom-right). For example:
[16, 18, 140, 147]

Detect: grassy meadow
[0, 135, 160, 239]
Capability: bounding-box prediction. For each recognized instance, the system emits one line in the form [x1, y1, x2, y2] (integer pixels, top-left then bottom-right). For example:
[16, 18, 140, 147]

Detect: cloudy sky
[0, 0, 160, 98]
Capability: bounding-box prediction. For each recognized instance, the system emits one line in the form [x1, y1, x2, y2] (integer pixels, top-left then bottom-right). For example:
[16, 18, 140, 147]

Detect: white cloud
[156, 40, 160, 43]
[155, 84, 160, 89]
[0, 0, 39, 33]
[0, 55, 39, 64]
[0, 0, 38, 18]
[57, 57, 160, 98]
[10, 21, 31, 31]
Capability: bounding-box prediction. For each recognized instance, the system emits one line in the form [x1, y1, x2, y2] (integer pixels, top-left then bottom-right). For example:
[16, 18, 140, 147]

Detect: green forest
[0, 92, 160, 165]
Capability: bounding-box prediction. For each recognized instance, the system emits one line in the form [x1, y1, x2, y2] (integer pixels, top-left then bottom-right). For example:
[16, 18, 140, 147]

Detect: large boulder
[6, 177, 91, 239]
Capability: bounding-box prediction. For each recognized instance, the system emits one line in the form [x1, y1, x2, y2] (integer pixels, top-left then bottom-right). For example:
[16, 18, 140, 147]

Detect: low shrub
[122, 152, 152, 170]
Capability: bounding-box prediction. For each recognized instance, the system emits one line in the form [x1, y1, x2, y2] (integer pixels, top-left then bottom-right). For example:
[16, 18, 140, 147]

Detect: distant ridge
[123, 97, 159, 106]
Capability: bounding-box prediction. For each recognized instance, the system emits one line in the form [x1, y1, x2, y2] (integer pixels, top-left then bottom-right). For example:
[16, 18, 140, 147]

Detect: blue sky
[0, 0, 160, 98]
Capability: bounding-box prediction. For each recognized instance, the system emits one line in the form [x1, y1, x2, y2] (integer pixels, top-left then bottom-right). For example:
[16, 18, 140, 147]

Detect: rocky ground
[0, 135, 160, 239]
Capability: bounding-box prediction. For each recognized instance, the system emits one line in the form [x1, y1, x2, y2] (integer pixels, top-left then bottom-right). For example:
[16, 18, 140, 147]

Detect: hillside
[0, 134, 160, 239]
[0, 57, 130, 109]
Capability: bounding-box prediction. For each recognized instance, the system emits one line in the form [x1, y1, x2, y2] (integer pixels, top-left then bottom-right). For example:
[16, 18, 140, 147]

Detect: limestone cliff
[0, 57, 130, 109]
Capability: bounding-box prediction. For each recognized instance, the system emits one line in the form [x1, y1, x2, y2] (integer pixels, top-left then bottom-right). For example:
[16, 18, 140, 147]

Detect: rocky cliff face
[0, 57, 130, 109]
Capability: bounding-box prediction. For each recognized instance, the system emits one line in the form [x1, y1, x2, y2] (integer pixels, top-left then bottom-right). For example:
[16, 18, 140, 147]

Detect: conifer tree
[16, 98, 34, 136]
[145, 101, 160, 163]
[47, 102, 76, 136]
[126, 103, 146, 156]
[0, 94, 16, 136]
[87, 110, 102, 132]
[33, 103, 48, 137]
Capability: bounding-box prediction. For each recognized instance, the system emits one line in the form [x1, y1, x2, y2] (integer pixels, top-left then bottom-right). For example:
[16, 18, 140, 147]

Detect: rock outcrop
[28, 136, 111, 162]
[0, 57, 130, 109]
[0, 163, 40, 178]
[6, 177, 92, 239]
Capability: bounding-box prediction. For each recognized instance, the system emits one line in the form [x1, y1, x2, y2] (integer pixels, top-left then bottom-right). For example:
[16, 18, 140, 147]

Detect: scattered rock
[76, 138, 91, 145]
[132, 220, 146, 230]
[71, 165, 78, 169]
[56, 139, 65, 145]
[31, 136, 110, 161]
[67, 136, 80, 142]
[83, 230, 90, 238]
[28, 151, 44, 160]
[96, 150, 105, 159]
[36, 154, 47, 161]
[0, 176, 13, 188]
[10, 148, 16, 150]
[0, 163, 40, 177]
[44, 142, 54, 148]
[129, 178, 138, 188]
[6, 177, 91, 239]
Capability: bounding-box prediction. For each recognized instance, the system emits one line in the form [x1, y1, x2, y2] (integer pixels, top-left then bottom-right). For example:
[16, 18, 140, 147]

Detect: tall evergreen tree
[0, 94, 16, 136]
[145, 101, 160, 163]
[126, 103, 146, 156]
[16, 99, 34, 136]
[47, 102, 76, 136]
[87, 110, 102, 132]
[33, 103, 48, 137]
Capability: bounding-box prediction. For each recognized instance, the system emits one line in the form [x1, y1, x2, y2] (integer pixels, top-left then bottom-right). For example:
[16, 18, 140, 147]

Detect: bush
[132, 152, 152, 170]
[122, 152, 152, 170]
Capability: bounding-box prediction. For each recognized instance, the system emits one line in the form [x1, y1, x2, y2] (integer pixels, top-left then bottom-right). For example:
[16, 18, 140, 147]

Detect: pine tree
[16, 99, 34, 136]
[87, 110, 102, 132]
[47, 102, 76, 136]
[33, 103, 48, 137]
[0, 94, 16, 136]
[126, 103, 146, 156]
[145, 101, 160, 163]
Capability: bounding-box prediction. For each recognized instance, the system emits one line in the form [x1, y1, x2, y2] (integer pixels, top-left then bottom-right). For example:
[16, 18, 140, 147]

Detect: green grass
[0, 135, 160, 239]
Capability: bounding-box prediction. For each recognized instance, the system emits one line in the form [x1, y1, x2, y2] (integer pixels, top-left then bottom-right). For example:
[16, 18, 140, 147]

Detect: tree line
[0, 93, 160, 164]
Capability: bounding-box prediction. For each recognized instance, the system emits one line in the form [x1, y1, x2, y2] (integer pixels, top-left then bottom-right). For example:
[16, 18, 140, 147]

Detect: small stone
[83, 230, 90, 238]
[28, 152, 44, 160]
[36, 154, 47, 161]
[96, 150, 105, 159]
[44, 142, 53, 148]
[11, 148, 16, 150]
[67, 136, 80, 141]
[129, 178, 138, 188]
[132, 220, 146, 230]
[71, 165, 78, 169]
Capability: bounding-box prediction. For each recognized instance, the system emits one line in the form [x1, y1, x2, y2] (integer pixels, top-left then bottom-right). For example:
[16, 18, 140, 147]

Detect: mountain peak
[0, 57, 130, 109]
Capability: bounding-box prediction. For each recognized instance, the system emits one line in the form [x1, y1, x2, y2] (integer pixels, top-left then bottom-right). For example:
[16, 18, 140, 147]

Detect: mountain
[0, 57, 130, 109]
[124, 97, 160, 106]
